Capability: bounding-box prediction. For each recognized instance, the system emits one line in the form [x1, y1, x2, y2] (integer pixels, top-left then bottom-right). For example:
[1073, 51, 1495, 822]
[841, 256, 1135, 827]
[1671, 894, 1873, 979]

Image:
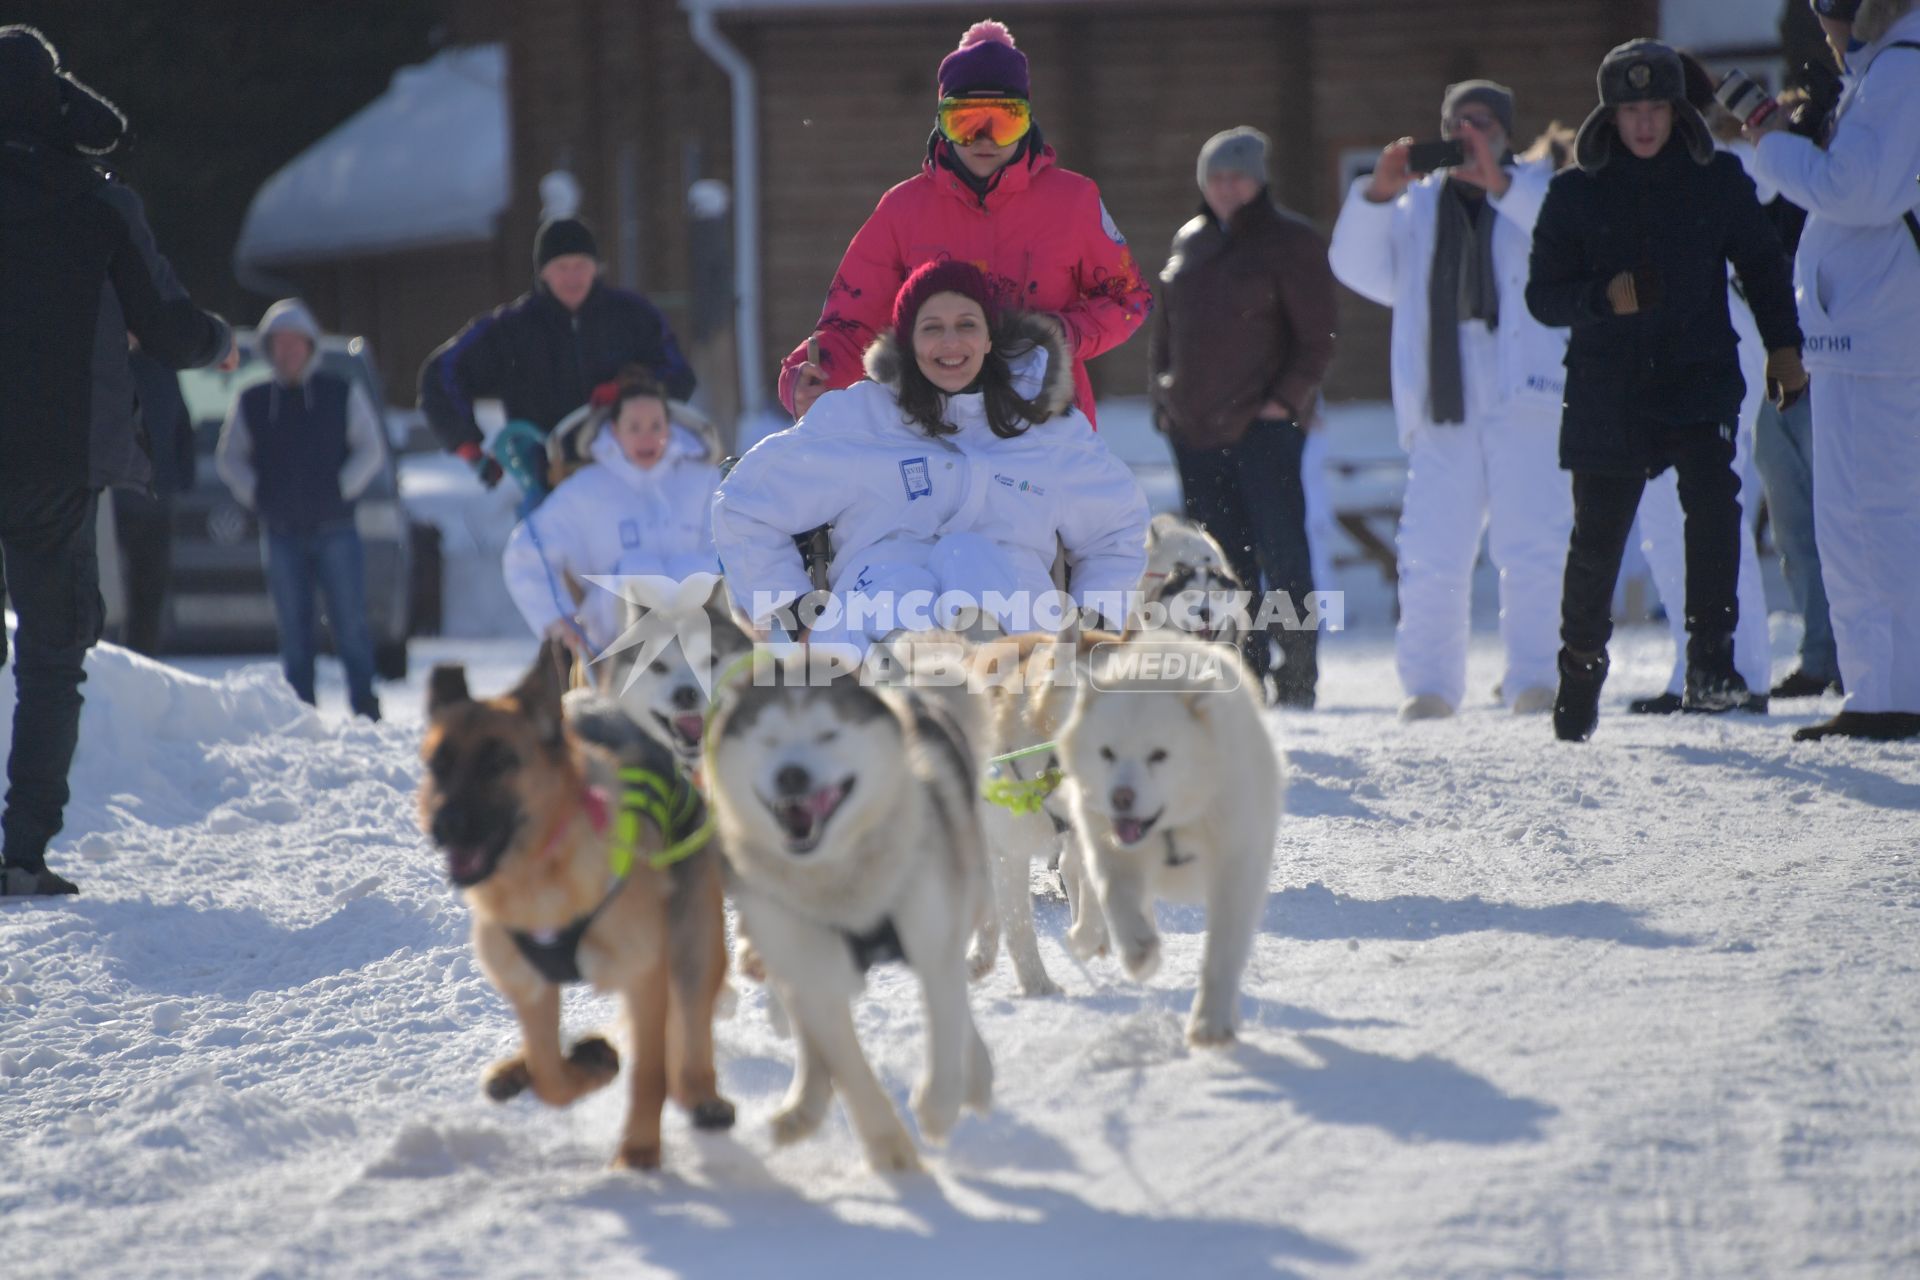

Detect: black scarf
[1428, 176, 1502, 425]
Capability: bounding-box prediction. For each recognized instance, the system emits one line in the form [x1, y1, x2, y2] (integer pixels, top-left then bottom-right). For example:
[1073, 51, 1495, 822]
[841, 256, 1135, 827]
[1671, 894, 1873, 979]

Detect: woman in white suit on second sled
[713, 260, 1148, 650]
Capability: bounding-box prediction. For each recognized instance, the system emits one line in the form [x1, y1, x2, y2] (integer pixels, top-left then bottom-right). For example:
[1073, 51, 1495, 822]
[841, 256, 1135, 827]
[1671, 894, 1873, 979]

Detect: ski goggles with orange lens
[937, 96, 1032, 147]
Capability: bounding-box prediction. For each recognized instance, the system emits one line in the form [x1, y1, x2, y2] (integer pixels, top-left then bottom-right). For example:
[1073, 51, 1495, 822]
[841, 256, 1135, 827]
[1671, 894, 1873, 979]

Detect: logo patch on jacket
[900, 457, 932, 501]
[994, 472, 1045, 496]
[620, 519, 641, 549]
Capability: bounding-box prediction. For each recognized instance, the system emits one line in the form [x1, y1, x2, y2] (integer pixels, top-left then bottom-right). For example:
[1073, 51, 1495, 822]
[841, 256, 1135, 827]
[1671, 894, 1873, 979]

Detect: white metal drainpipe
[685, 2, 765, 421]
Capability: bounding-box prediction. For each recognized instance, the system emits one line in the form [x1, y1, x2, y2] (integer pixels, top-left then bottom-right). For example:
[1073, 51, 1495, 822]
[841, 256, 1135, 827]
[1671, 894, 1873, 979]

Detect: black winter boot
[0, 863, 79, 896]
[1684, 634, 1750, 712]
[1554, 647, 1609, 742]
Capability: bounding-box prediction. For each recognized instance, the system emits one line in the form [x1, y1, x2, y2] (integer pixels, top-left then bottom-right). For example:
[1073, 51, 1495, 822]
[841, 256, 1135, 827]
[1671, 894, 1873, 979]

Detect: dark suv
[168, 331, 414, 678]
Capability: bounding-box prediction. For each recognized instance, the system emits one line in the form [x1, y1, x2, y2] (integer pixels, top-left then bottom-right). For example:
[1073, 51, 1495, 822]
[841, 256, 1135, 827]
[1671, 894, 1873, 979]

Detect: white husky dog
[1059, 632, 1281, 1046]
[704, 653, 993, 1171]
[1137, 514, 1247, 651]
[592, 575, 754, 769]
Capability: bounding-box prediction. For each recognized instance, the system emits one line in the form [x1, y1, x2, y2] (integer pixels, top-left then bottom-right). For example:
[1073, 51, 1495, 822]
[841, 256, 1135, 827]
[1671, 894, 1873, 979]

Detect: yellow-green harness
[982, 741, 1063, 815]
[609, 765, 712, 877]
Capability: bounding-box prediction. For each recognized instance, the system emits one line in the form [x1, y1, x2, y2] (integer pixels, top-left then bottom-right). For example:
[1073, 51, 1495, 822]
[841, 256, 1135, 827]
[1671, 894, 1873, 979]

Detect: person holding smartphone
[1330, 81, 1574, 721]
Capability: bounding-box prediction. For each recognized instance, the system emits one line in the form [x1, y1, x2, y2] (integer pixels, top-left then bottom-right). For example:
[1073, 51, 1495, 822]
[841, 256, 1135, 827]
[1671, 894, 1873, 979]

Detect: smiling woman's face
[912, 292, 991, 393]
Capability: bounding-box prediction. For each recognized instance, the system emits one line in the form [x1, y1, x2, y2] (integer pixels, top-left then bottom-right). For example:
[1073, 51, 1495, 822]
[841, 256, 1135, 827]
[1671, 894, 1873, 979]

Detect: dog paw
[612, 1141, 662, 1171]
[690, 1097, 737, 1132]
[483, 1056, 531, 1103]
[911, 1081, 963, 1147]
[965, 942, 998, 983]
[1016, 971, 1063, 998]
[1187, 1008, 1236, 1048]
[863, 1127, 924, 1174]
[1067, 919, 1110, 962]
[567, 1035, 621, 1089]
[770, 1101, 826, 1146]
[1120, 935, 1162, 983]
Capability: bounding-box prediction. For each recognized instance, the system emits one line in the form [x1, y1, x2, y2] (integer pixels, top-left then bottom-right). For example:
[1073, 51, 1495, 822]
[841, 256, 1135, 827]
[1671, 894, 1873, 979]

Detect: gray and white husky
[703, 653, 994, 1172]
[1059, 631, 1282, 1046]
[1137, 513, 1248, 651]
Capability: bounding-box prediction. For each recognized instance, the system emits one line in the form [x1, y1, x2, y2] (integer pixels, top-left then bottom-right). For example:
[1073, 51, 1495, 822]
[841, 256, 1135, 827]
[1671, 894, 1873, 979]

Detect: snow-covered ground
[3, 624, 1917, 1279]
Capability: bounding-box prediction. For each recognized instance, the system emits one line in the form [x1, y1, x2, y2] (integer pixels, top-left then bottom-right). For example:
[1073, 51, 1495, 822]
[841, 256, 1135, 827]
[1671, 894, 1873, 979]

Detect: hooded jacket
[417, 279, 697, 454]
[1151, 191, 1339, 449]
[213, 300, 384, 533]
[1526, 135, 1801, 475]
[720, 316, 1148, 625]
[502, 423, 722, 650]
[774, 144, 1152, 426]
[1330, 158, 1570, 449]
[1750, 8, 1920, 377]
[0, 134, 229, 493]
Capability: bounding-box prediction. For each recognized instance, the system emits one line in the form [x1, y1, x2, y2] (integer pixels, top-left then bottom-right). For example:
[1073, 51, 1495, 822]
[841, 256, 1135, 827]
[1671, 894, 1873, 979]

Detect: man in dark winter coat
[1527, 39, 1804, 742]
[1149, 127, 1338, 707]
[0, 26, 234, 895]
[418, 217, 696, 491]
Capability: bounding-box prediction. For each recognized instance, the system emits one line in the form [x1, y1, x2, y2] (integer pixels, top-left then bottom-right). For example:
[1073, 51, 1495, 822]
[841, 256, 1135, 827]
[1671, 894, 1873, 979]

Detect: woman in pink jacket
[778, 20, 1152, 427]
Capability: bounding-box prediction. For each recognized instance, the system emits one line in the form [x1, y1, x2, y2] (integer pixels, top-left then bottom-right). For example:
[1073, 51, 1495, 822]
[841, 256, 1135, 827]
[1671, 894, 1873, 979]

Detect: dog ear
[427, 664, 471, 717]
[512, 639, 571, 746]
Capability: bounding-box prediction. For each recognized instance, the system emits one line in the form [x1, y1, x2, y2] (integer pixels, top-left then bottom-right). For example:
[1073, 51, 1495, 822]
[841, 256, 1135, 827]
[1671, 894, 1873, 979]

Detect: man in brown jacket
[1149, 127, 1338, 707]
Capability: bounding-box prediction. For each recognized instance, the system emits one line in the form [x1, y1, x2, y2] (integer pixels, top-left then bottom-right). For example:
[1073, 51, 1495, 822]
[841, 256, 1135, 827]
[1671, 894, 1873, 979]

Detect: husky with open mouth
[703, 652, 994, 1172]
[596, 578, 755, 770]
[1059, 631, 1282, 1046]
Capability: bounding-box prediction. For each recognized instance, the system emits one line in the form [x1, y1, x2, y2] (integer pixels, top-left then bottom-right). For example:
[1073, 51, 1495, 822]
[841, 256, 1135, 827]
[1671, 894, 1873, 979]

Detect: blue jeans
[263, 522, 379, 718]
[1752, 395, 1837, 681]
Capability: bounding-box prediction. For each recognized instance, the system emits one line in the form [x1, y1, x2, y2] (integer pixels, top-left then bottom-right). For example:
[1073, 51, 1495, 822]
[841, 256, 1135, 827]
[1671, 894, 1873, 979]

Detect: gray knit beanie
[1442, 80, 1515, 137]
[1196, 126, 1270, 191]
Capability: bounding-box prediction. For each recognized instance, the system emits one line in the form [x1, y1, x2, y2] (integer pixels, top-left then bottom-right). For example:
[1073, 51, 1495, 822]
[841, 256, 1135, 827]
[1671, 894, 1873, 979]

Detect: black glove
[456, 442, 504, 489]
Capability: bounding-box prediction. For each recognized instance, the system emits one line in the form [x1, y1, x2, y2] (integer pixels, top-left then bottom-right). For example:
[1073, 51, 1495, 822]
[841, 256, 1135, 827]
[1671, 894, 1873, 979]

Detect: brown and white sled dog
[1058, 631, 1281, 1046]
[419, 641, 734, 1169]
[1137, 513, 1247, 651]
[703, 652, 994, 1172]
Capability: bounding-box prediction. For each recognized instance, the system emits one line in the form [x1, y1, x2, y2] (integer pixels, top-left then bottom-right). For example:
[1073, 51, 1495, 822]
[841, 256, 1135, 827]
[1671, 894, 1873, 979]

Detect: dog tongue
[1114, 818, 1146, 845]
[806, 784, 845, 819]
[673, 714, 704, 743]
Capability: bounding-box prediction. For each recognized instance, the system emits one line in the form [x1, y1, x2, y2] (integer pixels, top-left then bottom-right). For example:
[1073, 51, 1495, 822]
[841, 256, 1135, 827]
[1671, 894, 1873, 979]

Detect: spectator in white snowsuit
[1630, 75, 1779, 714]
[1330, 81, 1573, 719]
[713, 260, 1148, 649]
[502, 372, 721, 654]
[1748, 0, 1920, 741]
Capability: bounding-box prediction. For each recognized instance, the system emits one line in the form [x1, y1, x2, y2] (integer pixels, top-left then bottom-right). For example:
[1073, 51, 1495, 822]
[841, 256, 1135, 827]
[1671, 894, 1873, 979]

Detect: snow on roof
[1662, 0, 1785, 52]
[235, 44, 508, 268]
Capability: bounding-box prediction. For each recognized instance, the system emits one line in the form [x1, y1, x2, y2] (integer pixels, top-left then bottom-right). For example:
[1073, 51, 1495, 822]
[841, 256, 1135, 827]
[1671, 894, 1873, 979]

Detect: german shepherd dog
[420, 641, 734, 1169]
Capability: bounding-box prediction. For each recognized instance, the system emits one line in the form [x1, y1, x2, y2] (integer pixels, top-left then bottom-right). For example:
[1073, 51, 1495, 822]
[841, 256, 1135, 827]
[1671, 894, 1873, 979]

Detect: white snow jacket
[711, 317, 1149, 628]
[1751, 10, 1920, 376]
[502, 423, 722, 649]
[1329, 159, 1570, 448]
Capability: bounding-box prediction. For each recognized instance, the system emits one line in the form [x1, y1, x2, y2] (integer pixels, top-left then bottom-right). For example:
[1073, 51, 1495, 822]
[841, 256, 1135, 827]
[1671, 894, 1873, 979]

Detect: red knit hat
[892, 259, 999, 350]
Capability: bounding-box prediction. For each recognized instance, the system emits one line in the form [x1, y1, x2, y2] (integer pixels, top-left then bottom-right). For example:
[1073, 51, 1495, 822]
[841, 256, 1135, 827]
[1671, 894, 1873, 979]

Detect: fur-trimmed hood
[861, 312, 1077, 421]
